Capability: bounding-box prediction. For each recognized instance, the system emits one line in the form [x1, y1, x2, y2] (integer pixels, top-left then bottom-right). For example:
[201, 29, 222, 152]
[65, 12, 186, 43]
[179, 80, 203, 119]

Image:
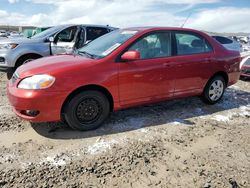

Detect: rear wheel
[202, 76, 226, 104]
[63, 90, 110, 131]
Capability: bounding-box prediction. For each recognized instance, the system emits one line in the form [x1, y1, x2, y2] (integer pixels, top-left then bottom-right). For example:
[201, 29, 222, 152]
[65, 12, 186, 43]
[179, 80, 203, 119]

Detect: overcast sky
[0, 0, 250, 33]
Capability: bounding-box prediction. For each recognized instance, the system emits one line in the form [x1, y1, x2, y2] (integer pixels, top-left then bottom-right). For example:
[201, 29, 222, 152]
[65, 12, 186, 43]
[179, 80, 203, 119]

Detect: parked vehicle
[212, 36, 242, 52]
[23, 29, 35, 38]
[238, 36, 249, 44]
[240, 56, 250, 79]
[7, 27, 241, 131]
[0, 30, 7, 37]
[23, 27, 51, 38]
[0, 24, 117, 79]
[7, 33, 25, 39]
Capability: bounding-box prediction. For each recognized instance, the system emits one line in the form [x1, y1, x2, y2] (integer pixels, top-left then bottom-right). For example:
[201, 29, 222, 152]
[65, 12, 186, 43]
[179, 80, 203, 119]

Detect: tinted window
[86, 27, 109, 41]
[128, 32, 171, 59]
[213, 36, 233, 44]
[56, 26, 77, 42]
[176, 32, 212, 55]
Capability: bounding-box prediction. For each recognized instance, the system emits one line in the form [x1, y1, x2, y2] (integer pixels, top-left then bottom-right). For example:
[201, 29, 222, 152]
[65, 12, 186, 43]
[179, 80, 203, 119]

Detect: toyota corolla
[7, 27, 241, 131]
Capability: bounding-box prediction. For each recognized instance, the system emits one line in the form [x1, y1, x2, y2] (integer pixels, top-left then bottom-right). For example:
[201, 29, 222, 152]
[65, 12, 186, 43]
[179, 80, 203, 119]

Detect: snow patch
[139, 128, 149, 133]
[87, 139, 118, 155]
[212, 115, 230, 122]
[239, 106, 250, 116]
[172, 121, 181, 125]
[45, 156, 66, 166]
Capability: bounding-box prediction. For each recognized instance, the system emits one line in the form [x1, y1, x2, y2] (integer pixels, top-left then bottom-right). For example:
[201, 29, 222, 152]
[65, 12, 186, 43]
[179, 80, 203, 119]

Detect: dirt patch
[0, 72, 249, 187]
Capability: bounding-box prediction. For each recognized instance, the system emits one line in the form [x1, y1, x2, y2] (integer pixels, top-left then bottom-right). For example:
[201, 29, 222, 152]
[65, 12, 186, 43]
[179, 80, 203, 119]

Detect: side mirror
[48, 36, 54, 43]
[121, 50, 140, 61]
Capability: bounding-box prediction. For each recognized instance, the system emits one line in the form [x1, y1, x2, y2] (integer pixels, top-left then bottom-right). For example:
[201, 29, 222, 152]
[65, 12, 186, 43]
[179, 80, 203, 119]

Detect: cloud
[188, 7, 250, 32]
[8, 0, 19, 3]
[1, 0, 250, 33]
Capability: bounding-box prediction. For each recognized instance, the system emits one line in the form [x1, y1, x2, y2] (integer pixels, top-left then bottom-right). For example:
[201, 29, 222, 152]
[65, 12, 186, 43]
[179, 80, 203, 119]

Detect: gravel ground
[0, 72, 249, 188]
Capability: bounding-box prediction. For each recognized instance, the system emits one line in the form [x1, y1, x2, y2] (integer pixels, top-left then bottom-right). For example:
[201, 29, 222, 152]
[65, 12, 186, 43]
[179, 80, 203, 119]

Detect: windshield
[78, 29, 138, 59]
[31, 25, 65, 39]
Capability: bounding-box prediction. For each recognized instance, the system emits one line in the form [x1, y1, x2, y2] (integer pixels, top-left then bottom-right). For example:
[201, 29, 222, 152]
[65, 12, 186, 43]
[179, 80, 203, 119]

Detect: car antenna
[181, 12, 192, 28]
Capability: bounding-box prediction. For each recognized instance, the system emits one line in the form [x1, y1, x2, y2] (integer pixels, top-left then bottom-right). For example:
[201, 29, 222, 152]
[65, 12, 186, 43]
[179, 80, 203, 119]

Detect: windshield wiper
[78, 51, 96, 59]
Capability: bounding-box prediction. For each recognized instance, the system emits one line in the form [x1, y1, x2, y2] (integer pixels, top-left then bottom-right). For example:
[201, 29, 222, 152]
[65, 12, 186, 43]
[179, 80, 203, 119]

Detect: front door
[118, 31, 175, 106]
[51, 26, 78, 55]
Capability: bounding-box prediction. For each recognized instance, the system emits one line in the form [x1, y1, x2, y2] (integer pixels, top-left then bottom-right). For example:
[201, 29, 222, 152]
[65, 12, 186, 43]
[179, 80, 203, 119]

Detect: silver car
[0, 24, 117, 78]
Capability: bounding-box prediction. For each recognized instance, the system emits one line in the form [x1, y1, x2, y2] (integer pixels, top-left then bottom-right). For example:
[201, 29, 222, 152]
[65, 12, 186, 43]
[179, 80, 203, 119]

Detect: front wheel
[202, 76, 226, 104]
[63, 90, 110, 131]
[7, 71, 14, 80]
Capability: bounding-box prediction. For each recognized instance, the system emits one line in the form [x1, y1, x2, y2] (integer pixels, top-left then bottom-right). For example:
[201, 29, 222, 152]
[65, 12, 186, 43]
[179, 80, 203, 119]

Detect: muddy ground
[0, 72, 249, 188]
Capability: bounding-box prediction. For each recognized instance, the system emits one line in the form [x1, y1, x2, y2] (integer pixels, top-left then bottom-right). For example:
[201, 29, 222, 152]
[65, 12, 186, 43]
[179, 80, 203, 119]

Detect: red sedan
[7, 27, 241, 131]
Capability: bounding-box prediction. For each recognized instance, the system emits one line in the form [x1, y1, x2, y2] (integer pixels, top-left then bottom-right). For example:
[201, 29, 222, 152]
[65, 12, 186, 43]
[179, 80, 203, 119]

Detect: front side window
[128, 32, 171, 59]
[56, 26, 77, 43]
[176, 32, 212, 55]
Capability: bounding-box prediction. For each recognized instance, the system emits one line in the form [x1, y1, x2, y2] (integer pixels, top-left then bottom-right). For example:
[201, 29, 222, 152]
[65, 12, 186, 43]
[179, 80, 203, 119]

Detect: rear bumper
[7, 82, 68, 122]
[227, 71, 241, 86]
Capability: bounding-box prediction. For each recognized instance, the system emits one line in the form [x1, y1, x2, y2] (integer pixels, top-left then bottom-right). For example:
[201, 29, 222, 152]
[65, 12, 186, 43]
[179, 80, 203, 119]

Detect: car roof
[121, 26, 203, 33]
[46, 24, 118, 30]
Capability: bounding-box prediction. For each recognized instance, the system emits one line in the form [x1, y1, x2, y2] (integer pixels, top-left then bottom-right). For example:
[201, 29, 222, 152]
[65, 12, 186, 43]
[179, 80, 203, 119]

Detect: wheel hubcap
[23, 59, 34, 64]
[209, 80, 224, 101]
[76, 98, 102, 123]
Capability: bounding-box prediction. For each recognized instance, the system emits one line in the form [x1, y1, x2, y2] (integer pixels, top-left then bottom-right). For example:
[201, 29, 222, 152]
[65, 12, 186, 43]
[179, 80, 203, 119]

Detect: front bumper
[0, 66, 14, 73]
[7, 82, 68, 122]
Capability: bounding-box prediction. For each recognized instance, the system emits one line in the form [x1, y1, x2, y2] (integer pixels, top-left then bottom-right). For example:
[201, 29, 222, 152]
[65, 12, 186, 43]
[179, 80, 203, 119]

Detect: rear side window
[175, 32, 212, 55]
[128, 32, 171, 59]
[86, 27, 109, 41]
[213, 36, 233, 44]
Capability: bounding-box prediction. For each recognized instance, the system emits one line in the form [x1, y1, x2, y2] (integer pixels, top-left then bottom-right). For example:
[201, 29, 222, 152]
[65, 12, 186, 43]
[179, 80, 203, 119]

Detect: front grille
[0, 57, 5, 64]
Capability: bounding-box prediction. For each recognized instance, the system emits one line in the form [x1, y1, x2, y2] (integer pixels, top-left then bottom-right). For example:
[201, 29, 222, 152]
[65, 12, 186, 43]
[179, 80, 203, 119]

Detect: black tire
[63, 90, 110, 131]
[7, 71, 14, 80]
[240, 76, 248, 81]
[6, 55, 41, 80]
[16, 55, 40, 67]
[202, 75, 226, 104]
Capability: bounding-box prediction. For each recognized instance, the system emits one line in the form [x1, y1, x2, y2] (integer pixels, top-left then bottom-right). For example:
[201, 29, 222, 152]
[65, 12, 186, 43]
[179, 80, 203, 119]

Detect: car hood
[16, 55, 96, 78]
[0, 37, 41, 44]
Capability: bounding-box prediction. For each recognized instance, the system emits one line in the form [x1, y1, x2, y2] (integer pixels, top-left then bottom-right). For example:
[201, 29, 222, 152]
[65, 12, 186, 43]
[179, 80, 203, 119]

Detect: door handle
[204, 58, 213, 62]
[163, 62, 175, 67]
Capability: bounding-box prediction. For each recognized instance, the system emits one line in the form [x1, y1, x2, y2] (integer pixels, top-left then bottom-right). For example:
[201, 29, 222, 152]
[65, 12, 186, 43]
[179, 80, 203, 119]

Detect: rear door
[85, 27, 110, 43]
[118, 31, 175, 106]
[172, 31, 214, 96]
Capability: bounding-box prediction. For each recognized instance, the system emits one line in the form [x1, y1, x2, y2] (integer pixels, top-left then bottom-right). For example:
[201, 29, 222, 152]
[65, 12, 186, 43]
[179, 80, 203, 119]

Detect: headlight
[0, 43, 18, 50]
[18, 74, 55, 90]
